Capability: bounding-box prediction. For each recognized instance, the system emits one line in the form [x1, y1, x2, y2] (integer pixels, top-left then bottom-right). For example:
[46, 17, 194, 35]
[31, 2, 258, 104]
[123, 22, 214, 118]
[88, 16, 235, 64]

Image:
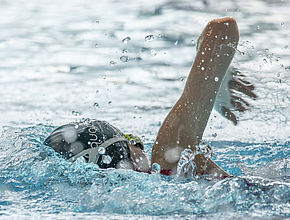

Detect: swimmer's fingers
[221, 106, 238, 125]
[229, 78, 257, 99]
[231, 95, 250, 107]
[229, 69, 257, 116]
[228, 68, 257, 99]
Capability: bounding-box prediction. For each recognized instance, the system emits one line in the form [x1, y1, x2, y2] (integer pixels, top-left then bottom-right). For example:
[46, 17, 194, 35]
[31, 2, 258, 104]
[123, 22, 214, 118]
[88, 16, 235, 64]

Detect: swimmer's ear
[214, 66, 257, 125]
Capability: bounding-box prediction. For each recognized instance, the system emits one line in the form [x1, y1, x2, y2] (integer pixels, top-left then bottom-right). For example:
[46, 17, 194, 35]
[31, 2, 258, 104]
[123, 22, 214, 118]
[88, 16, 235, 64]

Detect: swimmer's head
[44, 120, 150, 171]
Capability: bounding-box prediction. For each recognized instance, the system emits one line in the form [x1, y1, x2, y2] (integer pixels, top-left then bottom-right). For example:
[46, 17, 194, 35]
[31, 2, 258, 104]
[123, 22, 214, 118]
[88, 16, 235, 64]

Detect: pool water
[0, 0, 289, 219]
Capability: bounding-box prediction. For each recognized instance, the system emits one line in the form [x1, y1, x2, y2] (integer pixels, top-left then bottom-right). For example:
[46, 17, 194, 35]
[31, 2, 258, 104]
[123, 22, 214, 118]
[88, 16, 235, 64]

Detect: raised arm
[151, 17, 239, 174]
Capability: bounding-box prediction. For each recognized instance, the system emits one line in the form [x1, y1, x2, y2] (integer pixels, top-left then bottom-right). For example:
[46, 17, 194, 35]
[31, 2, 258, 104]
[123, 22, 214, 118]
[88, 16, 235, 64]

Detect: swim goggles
[69, 134, 144, 163]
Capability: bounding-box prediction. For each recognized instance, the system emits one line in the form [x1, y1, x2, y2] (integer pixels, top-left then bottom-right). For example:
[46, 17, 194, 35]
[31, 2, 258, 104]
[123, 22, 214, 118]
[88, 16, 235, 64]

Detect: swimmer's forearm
[181, 17, 239, 134]
[152, 17, 239, 171]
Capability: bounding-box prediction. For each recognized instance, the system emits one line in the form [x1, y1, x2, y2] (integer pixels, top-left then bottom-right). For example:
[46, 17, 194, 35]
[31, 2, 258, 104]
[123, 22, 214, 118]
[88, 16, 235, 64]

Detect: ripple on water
[0, 125, 289, 218]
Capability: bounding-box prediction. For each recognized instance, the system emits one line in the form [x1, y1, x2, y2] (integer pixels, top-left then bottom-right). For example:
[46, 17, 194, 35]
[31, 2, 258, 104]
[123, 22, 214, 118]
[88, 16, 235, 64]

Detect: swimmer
[44, 17, 256, 178]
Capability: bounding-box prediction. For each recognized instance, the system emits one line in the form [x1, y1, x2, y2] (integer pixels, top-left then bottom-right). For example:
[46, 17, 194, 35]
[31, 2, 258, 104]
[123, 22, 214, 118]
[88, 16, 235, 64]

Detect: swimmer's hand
[214, 67, 257, 125]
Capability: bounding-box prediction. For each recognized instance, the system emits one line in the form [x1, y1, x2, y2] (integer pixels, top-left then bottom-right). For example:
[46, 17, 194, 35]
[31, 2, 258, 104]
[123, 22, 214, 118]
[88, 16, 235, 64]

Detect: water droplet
[62, 126, 77, 143]
[95, 43, 98, 48]
[256, 25, 260, 30]
[72, 110, 81, 116]
[174, 40, 178, 46]
[201, 59, 204, 63]
[225, 22, 229, 26]
[102, 155, 112, 164]
[96, 90, 99, 94]
[198, 141, 212, 159]
[180, 77, 184, 81]
[150, 49, 157, 56]
[93, 102, 100, 109]
[135, 158, 139, 163]
[122, 36, 131, 44]
[151, 163, 161, 174]
[215, 35, 218, 39]
[129, 139, 136, 145]
[108, 101, 112, 105]
[191, 40, 195, 45]
[208, 48, 211, 51]
[95, 20, 100, 24]
[176, 148, 197, 178]
[212, 133, 217, 137]
[263, 58, 268, 64]
[204, 76, 208, 80]
[145, 34, 154, 42]
[201, 51, 205, 55]
[277, 72, 280, 77]
[201, 67, 205, 71]
[281, 22, 285, 26]
[225, 36, 228, 40]
[122, 49, 128, 54]
[98, 147, 105, 155]
[165, 147, 182, 163]
[120, 55, 129, 62]
[110, 60, 117, 65]
[70, 142, 84, 155]
[214, 77, 219, 82]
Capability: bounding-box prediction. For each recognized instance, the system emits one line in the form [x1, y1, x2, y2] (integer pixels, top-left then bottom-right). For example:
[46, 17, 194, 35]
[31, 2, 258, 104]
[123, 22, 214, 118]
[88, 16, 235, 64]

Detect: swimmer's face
[128, 144, 151, 172]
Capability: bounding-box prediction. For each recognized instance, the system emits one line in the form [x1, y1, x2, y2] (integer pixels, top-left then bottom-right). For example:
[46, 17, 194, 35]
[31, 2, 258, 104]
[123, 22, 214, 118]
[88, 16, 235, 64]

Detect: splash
[176, 141, 213, 179]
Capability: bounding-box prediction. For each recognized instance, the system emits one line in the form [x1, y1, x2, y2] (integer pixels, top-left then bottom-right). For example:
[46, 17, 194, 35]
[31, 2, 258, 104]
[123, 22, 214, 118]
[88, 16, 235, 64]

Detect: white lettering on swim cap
[89, 133, 98, 141]
[88, 125, 100, 148]
[88, 127, 97, 133]
[90, 142, 98, 148]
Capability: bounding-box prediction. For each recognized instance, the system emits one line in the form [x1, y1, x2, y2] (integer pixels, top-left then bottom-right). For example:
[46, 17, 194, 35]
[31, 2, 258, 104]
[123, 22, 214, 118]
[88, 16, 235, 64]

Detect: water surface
[0, 0, 289, 219]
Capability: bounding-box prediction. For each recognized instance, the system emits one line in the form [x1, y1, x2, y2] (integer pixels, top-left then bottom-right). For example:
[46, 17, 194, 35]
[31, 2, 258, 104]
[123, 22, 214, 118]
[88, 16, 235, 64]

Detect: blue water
[1, 0, 290, 219]
[1, 125, 289, 219]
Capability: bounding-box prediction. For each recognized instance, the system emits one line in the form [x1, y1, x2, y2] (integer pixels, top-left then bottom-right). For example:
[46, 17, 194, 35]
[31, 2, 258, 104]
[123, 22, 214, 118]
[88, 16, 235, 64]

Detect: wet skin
[151, 17, 239, 176]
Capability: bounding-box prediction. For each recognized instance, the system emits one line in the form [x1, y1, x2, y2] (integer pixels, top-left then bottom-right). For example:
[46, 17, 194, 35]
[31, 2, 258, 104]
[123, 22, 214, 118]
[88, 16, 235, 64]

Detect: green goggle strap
[124, 134, 144, 149]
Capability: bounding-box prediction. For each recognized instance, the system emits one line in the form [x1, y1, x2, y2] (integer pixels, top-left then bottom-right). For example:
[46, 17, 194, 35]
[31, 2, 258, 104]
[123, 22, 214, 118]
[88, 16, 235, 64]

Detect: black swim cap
[44, 120, 132, 169]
